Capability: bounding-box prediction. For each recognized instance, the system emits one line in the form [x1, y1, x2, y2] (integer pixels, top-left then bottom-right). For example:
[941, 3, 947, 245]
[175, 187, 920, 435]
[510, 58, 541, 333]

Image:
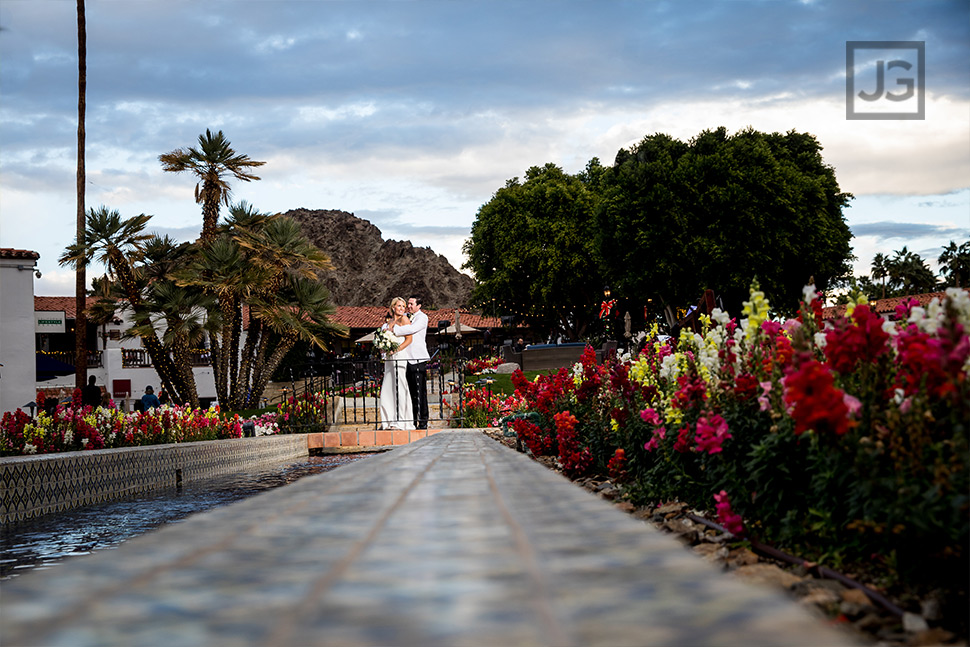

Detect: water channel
[0, 452, 372, 580]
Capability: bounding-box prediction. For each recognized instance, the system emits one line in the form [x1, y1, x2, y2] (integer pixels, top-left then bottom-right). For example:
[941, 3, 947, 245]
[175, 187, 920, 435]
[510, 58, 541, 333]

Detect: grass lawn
[463, 370, 551, 396]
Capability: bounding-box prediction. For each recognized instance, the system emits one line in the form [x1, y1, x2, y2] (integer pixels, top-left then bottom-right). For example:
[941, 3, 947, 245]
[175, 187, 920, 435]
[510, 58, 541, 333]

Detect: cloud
[850, 221, 969, 241]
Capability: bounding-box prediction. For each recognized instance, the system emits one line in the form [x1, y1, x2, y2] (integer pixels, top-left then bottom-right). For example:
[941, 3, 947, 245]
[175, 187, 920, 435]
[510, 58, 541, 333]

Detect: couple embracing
[378, 295, 429, 430]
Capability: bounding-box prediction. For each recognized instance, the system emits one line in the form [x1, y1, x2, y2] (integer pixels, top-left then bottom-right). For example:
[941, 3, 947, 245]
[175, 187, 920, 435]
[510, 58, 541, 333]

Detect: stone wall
[1, 435, 310, 523]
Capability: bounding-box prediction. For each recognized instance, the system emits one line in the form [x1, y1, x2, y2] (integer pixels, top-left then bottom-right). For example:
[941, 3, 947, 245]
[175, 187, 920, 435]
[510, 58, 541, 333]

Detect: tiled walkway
[0, 431, 859, 646]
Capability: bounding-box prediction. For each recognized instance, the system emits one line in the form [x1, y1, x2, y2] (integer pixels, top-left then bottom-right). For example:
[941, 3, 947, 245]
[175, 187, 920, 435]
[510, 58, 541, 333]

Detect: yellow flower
[742, 281, 770, 339]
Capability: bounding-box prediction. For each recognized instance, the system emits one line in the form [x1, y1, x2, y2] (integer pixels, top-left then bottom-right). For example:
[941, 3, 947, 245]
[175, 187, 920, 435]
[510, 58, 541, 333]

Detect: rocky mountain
[281, 208, 474, 308]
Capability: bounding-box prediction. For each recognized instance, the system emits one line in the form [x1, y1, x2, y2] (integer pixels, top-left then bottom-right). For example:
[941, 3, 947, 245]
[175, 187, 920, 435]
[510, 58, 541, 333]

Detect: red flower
[783, 359, 853, 436]
[824, 304, 890, 374]
[673, 426, 692, 453]
[607, 448, 627, 481]
[733, 373, 758, 401]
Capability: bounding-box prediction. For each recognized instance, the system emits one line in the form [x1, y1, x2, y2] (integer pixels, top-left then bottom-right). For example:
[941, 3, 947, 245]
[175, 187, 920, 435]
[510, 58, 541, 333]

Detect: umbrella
[355, 331, 376, 343]
[36, 355, 76, 382]
[441, 323, 479, 335]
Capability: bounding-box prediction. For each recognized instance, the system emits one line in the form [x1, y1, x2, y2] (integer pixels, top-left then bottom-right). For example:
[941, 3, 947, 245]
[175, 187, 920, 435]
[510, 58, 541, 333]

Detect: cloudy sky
[1, 0, 967, 298]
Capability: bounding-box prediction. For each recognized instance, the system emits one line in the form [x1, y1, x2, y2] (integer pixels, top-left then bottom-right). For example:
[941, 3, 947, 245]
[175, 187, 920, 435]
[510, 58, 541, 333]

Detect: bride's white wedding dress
[379, 326, 414, 430]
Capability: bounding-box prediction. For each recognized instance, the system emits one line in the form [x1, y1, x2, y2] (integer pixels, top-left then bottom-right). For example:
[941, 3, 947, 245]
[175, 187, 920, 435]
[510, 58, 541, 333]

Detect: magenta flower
[640, 408, 661, 425]
[695, 413, 731, 454]
[714, 490, 744, 536]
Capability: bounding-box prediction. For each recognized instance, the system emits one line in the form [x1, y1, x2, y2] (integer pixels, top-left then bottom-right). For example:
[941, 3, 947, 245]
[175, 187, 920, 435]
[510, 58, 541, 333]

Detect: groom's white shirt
[393, 310, 429, 363]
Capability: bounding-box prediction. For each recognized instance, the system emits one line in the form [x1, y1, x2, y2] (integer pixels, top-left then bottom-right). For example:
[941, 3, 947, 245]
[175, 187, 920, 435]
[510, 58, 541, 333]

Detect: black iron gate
[273, 352, 468, 430]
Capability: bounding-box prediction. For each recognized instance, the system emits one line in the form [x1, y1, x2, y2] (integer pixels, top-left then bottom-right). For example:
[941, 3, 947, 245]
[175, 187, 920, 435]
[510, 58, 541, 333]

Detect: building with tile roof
[821, 291, 948, 320]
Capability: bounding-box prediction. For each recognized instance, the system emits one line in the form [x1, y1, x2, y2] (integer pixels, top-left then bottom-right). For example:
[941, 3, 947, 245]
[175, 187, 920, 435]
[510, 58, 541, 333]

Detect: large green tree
[159, 129, 265, 244]
[597, 127, 854, 319]
[463, 162, 606, 340]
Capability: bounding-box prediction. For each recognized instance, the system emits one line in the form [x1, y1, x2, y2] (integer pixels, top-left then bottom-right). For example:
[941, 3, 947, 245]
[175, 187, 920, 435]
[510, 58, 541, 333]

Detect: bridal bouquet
[373, 327, 401, 354]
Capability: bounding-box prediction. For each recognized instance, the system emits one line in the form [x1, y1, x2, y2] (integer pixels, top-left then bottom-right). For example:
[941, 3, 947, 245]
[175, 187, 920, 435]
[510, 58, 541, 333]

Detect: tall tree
[86, 275, 118, 354]
[463, 162, 606, 340]
[871, 252, 888, 299]
[885, 247, 939, 296]
[60, 208, 189, 404]
[938, 240, 970, 288]
[158, 130, 266, 244]
[74, 0, 87, 388]
[596, 127, 854, 318]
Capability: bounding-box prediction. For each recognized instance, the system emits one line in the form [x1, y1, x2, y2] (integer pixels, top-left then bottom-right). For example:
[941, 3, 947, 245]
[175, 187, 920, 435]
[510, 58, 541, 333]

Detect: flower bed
[1, 402, 248, 456]
[445, 383, 526, 428]
[1, 391, 289, 457]
[507, 285, 969, 615]
[276, 390, 329, 433]
[464, 355, 504, 376]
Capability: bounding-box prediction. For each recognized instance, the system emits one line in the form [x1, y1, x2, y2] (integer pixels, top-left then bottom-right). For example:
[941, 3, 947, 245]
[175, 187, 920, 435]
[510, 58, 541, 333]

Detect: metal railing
[120, 349, 211, 368]
[37, 350, 103, 368]
[270, 350, 468, 431]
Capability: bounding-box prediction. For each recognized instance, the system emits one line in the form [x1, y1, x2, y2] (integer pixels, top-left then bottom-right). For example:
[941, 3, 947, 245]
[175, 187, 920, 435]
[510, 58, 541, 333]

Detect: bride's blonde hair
[389, 297, 406, 310]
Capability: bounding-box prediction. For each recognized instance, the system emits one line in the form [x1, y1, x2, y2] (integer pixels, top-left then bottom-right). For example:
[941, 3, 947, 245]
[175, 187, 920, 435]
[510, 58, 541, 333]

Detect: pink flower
[640, 408, 661, 425]
[761, 320, 783, 337]
[843, 393, 862, 417]
[758, 381, 773, 411]
[643, 426, 666, 452]
[695, 413, 731, 454]
[714, 490, 745, 536]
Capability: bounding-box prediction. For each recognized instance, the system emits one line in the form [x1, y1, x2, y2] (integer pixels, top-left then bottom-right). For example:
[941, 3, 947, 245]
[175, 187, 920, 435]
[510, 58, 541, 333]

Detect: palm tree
[178, 205, 345, 409]
[938, 240, 970, 288]
[86, 275, 118, 353]
[74, 0, 87, 388]
[60, 207, 188, 404]
[886, 247, 938, 297]
[158, 130, 266, 244]
[135, 235, 217, 408]
[870, 252, 888, 300]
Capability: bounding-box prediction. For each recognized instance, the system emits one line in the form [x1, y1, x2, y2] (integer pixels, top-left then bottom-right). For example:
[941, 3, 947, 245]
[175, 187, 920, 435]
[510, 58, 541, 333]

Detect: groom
[393, 294, 430, 429]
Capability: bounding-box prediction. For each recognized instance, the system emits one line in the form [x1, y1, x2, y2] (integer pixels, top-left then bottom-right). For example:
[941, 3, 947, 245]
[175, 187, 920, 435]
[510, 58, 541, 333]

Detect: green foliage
[596, 127, 853, 318]
[506, 287, 970, 595]
[463, 162, 607, 341]
[939, 240, 970, 288]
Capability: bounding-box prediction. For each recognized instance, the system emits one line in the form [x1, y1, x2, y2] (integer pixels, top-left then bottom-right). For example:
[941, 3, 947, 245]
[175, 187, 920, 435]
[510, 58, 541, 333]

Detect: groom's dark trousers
[406, 361, 429, 429]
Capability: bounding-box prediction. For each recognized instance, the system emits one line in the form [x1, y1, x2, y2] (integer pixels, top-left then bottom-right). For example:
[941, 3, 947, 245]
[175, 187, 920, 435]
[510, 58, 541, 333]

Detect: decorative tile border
[0, 435, 309, 524]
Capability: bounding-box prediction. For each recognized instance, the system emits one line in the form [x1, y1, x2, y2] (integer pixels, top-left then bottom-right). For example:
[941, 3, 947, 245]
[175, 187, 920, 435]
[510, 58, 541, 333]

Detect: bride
[379, 297, 414, 430]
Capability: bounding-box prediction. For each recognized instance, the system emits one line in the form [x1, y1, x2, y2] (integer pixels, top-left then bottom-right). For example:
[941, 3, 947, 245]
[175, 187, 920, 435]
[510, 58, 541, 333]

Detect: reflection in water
[0, 453, 370, 580]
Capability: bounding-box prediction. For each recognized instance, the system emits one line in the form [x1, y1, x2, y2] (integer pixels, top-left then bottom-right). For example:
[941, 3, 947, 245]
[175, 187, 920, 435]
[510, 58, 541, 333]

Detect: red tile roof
[35, 296, 98, 319]
[329, 307, 502, 331]
[32, 298, 503, 331]
[1, 248, 40, 260]
[822, 292, 948, 320]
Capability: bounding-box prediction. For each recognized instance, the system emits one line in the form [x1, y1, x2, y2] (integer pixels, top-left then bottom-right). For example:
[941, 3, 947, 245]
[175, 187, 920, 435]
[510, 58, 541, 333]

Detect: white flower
[711, 308, 730, 327]
[802, 284, 818, 305]
[945, 287, 970, 327]
[373, 328, 401, 354]
[881, 319, 898, 337]
[814, 332, 827, 349]
[659, 354, 680, 381]
[23, 443, 37, 454]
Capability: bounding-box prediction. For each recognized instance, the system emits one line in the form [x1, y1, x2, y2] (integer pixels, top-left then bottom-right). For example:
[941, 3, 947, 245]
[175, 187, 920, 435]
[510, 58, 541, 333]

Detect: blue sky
[1, 0, 967, 297]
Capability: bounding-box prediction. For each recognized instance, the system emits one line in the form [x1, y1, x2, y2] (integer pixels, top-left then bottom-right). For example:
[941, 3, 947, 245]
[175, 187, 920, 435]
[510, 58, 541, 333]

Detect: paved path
[0, 431, 859, 646]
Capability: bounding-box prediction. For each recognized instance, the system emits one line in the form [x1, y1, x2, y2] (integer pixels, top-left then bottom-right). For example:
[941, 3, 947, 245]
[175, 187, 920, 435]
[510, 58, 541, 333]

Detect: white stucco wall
[0, 255, 40, 415]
